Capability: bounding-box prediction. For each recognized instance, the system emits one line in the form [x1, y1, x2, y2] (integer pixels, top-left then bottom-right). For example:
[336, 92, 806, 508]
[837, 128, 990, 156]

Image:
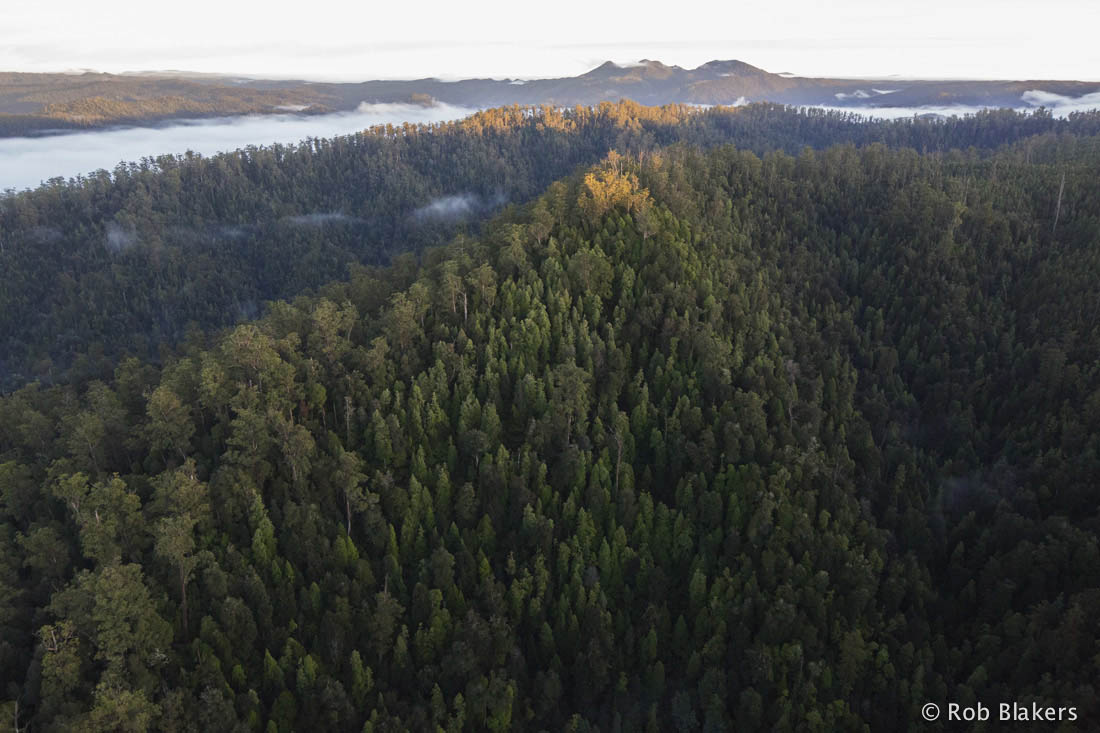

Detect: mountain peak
[582, 59, 680, 79]
[578, 58, 778, 85]
[696, 59, 772, 77]
[585, 61, 622, 76]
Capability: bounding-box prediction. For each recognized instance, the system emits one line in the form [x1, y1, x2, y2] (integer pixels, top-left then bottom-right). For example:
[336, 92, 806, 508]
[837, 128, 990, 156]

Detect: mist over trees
[2, 101, 1098, 391]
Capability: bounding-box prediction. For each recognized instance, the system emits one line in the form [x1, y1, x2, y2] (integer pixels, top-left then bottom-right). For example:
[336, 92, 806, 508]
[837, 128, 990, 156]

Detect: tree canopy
[1, 103, 1099, 730]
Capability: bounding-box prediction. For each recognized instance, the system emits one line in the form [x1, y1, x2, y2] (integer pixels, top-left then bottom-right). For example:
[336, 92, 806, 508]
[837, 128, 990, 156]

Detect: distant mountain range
[2, 59, 1098, 135]
[326, 59, 1100, 110]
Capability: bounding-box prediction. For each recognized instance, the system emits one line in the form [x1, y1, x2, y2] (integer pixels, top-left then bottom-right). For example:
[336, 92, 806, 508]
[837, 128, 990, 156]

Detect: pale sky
[3, 0, 1099, 81]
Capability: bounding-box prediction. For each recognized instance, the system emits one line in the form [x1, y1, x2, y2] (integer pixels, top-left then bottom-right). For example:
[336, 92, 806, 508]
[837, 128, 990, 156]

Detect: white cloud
[105, 221, 138, 253]
[412, 192, 508, 222]
[413, 194, 480, 220]
[835, 90, 874, 100]
[1021, 89, 1100, 114]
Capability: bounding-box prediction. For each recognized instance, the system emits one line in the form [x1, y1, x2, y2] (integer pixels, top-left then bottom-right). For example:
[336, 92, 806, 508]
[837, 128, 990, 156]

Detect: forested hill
[3, 102, 1100, 391]
[0, 72, 330, 137]
[2, 135, 1099, 730]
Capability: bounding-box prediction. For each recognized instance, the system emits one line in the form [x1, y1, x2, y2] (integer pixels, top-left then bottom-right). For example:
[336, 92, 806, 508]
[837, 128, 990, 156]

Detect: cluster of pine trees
[1, 103, 1099, 730]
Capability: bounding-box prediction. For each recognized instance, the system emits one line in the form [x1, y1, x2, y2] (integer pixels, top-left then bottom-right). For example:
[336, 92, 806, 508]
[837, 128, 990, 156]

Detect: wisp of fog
[412, 192, 509, 222]
[0, 103, 475, 193]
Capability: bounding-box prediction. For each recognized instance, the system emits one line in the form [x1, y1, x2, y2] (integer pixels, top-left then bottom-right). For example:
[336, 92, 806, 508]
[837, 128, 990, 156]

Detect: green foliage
[3, 102, 1096, 391]
[2, 107, 1100, 730]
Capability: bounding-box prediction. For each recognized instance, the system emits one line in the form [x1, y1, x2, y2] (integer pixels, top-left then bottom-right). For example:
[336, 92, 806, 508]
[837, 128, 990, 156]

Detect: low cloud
[105, 221, 138, 253]
[415, 194, 478, 220]
[804, 104, 1004, 120]
[1021, 89, 1100, 115]
[413, 191, 507, 222]
[801, 96, 1100, 120]
[353, 101, 470, 116]
[0, 102, 475, 193]
[284, 212, 362, 227]
[835, 89, 901, 101]
[835, 89, 874, 100]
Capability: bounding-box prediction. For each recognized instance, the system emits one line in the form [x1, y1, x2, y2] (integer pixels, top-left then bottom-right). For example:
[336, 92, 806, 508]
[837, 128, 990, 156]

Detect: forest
[1, 102, 1099, 731]
[3, 101, 1100, 392]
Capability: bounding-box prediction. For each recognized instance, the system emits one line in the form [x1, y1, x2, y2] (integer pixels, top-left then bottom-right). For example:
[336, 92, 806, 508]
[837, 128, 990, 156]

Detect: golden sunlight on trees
[579, 153, 654, 226]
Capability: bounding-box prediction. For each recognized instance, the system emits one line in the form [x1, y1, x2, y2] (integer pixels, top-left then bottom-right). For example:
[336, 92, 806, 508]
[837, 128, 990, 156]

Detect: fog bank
[3, 95, 1097, 193]
[0, 103, 475, 193]
[808, 92, 1099, 121]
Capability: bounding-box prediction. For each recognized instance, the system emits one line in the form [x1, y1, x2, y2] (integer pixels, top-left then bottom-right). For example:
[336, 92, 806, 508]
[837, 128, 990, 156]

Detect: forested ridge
[0, 73, 332, 137]
[2, 116, 1099, 730]
[3, 101, 1099, 391]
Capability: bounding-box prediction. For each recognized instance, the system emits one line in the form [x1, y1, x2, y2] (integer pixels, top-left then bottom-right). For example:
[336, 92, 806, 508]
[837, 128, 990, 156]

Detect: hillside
[2, 131, 1099, 729]
[0, 72, 333, 136]
[5, 102, 1100, 392]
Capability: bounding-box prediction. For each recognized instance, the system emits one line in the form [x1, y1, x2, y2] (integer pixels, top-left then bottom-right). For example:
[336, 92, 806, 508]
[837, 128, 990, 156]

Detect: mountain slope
[5, 102, 1099, 392]
[2, 135, 1099, 729]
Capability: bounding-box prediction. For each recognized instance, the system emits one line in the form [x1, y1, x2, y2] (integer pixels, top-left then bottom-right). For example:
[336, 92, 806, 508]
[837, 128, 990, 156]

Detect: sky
[3, 0, 1099, 81]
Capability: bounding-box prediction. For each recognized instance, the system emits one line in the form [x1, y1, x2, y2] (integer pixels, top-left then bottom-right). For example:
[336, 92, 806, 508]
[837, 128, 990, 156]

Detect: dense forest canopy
[1, 102, 1099, 729]
[3, 101, 1100, 391]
